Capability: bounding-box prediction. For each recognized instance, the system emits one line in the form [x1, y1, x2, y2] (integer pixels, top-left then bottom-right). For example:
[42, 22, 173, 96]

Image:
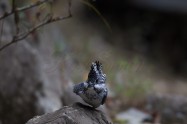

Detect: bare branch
[17, 14, 72, 42]
[0, 0, 50, 20]
[0, 20, 4, 46]
[12, 0, 20, 34]
[0, 10, 72, 51]
[12, 0, 16, 12]
[68, 0, 72, 17]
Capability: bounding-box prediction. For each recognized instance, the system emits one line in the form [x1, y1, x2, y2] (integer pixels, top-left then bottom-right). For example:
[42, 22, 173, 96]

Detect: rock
[0, 1, 64, 124]
[0, 42, 42, 124]
[0, 37, 64, 124]
[146, 94, 187, 124]
[116, 108, 151, 124]
[26, 102, 113, 124]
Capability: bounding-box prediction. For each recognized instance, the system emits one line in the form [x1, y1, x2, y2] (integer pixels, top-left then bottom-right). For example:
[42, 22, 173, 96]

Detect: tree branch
[0, 0, 50, 20]
[12, 0, 20, 34]
[0, 0, 72, 52]
[0, 14, 72, 51]
[0, 20, 4, 46]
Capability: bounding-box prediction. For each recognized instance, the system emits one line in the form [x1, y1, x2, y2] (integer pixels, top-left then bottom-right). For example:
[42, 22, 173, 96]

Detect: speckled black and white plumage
[73, 61, 108, 108]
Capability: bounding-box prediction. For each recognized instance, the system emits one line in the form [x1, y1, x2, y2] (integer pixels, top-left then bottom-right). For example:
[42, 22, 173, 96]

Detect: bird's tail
[87, 61, 106, 84]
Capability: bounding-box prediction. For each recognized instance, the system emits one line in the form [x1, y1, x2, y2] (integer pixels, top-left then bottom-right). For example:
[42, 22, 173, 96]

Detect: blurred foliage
[113, 58, 153, 102]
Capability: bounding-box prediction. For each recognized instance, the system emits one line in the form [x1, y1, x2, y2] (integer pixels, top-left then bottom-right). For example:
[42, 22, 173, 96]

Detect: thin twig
[17, 15, 72, 41]
[12, 0, 20, 34]
[0, 19, 4, 46]
[0, 12, 72, 51]
[0, 0, 50, 20]
[68, 0, 72, 17]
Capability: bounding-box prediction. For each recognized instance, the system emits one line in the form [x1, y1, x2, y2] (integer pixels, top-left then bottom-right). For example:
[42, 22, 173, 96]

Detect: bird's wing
[95, 61, 103, 74]
[87, 61, 106, 85]
[87, 61, 100, 84]
[95, 61, 106, 84]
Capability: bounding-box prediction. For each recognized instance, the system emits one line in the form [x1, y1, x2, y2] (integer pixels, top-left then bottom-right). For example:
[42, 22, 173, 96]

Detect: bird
[73, 61, 108, 108]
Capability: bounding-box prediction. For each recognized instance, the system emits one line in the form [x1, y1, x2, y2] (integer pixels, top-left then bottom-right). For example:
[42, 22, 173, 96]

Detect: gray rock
[116, 108, 151, 124]
[146, 94, 187, 124]
[0, 1, 64, 124]
[26, 102, 113, 124]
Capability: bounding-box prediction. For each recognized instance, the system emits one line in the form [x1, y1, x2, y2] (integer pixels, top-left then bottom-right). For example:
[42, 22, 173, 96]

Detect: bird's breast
[80, 87, 102, 108]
